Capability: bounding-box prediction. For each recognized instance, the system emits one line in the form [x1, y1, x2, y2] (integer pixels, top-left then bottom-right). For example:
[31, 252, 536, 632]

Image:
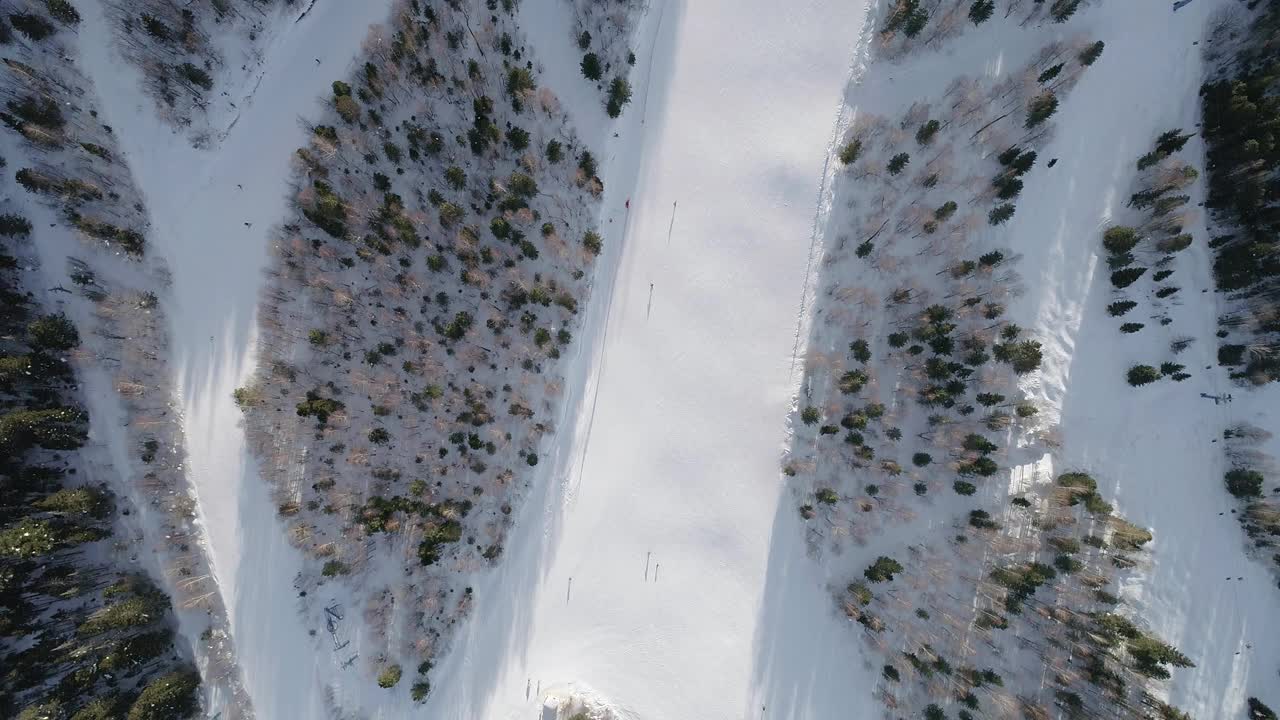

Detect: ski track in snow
[74, 0, 397, 716]
[423, 0, 874, 718]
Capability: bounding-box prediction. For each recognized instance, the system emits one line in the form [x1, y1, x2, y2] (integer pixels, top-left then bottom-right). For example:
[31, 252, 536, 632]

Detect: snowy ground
[1017, 0, 1280, 712]
[30, 0, 1275, 717]
[73, 0, 396, 717]
[421, 0, 873, 718]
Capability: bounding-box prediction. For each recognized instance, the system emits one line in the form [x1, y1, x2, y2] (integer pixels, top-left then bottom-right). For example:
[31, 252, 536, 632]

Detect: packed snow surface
[424, 0, 874, 718]
[1017, 0, 1280, 712]
[50, 0, 1280, 716]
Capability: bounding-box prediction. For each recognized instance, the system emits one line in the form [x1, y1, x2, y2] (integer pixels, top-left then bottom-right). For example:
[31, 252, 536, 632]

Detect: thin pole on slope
[645, 551, 651, 580]
[647, 283, 654, 319]
[666, 200, 677, 246]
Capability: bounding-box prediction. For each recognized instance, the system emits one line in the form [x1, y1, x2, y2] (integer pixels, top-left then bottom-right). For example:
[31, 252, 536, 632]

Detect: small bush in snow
[912, 452, 932, 467]
[545, 139, 563, 163]
[800, 407, 820, 425]
[953, 481, 977, 495]
[1102, 226, 1139, 254]
[377, 664, 402, 688]
[1126, 365, 1160, 386]
[1120, 322, 1144, 334]
[1157, 234, 1192, 253]
[838, 139, 863, 165]
[815, 488, 838, 505]
[1225, 468, 1264, 499]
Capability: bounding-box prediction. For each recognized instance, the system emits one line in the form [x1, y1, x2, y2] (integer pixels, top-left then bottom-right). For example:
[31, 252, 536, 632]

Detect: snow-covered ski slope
[54, 0, 1279, 716]
[74, 1, 395, 717]
[434, 0, 1277, 718]
[423, 0, 872, 717]
[1016, 0, 1280, 713]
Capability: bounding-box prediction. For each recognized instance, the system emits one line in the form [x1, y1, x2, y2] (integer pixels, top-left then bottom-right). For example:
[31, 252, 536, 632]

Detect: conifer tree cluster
[1200, 3, 1280, 383]
[0, 211, 198, 718]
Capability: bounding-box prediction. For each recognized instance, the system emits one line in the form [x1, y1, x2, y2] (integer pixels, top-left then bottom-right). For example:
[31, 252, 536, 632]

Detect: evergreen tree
[0, 213, 32, 237]
[1154, 128, 1193, 155]
[1037, 63, 1064, 84]
[968, 0, 994, 24]
[9, 13, 55, 41]
[1249, 698, 1278, 720]
[1127, 364, 1160, 386]
[993, 338, 1042, 373]
[838, 139, 863, 165]
[1225, 468, 1264, 498]
[887, 152, 910, 175]
[915, 119, 940, 145]
[864, 556, 904, 582]
[580, 53, 602, 81]
[1110, 267, 1146, 288]
[903, 7, 929, 37]
[28, 313, 79, 352]
[606, 77, 632, 118]
[1025, 91, 1059, 128]
[45, 0, 80, 25]
[1050, 0, 1082, 22]
[1078, 41, 1105, 66]
[988, 203, 1015, 225]
[1102, 226, 1139, 254]
[127, 671, 199, 720]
